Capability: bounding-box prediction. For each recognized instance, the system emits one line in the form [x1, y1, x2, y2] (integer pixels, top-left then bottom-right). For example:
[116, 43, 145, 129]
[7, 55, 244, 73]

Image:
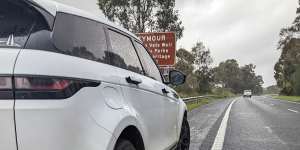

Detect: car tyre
[176, 117, 190, 150]
[114, 139, 136, 150]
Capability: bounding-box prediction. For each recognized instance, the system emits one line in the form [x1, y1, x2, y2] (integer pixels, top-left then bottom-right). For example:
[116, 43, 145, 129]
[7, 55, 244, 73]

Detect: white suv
[243, 90, 252, 98]
[0, 0, 190, 150]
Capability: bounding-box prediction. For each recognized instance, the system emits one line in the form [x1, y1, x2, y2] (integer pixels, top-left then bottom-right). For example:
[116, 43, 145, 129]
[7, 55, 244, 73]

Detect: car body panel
[243, 90, 252, 97]
[114, 65, 179, 149]
[13, 50, 124, 150]
[6, 1, 189, 149]
[14, 88, 116, 150]
[13, 49, 187, 150]
[0, 48, 20, 150]
[0, 100, 17, 150]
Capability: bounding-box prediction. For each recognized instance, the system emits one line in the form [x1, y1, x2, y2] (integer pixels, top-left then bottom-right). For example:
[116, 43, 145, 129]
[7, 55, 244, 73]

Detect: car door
[133, 41, 179, 148]
[106, 29, 171, 149]
[106, 28, 179, 149]
[0, 49, 18, 150]
[0, 0, 44, 149]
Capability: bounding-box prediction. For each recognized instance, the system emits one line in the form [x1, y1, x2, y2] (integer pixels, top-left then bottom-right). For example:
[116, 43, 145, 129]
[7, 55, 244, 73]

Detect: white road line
[211, 99, 237, 150]
[288, 109, 299, 113]
[264, 126, 273, 134]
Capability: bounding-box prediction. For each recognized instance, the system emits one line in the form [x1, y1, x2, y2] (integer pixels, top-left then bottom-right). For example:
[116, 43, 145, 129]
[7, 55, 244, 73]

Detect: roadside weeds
[186, 97, 227, 111]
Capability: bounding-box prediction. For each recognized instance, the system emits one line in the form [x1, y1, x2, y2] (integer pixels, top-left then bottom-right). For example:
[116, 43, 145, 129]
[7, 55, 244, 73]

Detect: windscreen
[0, 0, 37, 48]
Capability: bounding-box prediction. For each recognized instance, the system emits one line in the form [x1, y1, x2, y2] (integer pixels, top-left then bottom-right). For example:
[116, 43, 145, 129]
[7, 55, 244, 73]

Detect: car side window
[0, 0, 41, 48]
[134, 42, 162, 82]
[108, 30, 143, 74]
[52, 13, 109, 64]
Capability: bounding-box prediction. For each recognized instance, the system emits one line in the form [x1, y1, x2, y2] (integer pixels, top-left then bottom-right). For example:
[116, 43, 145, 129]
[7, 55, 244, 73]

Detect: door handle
[126, 76, 142, 85]
[162, 88, 170, 94]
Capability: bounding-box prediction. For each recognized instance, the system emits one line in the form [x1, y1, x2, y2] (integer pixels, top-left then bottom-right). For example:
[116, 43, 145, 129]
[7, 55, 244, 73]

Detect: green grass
[273, 95, 300, 103]
[187, 98, 209, 111]
[186, 97, 224, 111]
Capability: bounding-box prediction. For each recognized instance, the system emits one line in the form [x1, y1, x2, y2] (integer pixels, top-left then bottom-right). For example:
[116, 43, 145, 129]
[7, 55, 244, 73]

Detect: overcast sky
[54, 0, 298, 87]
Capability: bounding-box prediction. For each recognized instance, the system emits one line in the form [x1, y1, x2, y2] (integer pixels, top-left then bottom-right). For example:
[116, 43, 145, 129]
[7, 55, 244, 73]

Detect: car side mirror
[169, 70, 186, 86]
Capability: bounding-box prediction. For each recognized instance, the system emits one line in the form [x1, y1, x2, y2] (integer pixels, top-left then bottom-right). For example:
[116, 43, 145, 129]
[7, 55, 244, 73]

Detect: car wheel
[177, 117, 190, 150]
[114, 139, 136, 150]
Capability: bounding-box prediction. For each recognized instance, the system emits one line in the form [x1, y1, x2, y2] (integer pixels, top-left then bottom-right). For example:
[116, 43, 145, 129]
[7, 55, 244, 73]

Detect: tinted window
[52, 13, 109, 63]
[25, 7, 55, 51]
[108, 30, 143, 74]
[135, 42, 162, 82]
[0, 0, 39, 48]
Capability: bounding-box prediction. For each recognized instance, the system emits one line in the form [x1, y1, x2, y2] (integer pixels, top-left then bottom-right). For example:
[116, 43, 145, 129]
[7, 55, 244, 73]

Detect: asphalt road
[188, 96, 300, 150]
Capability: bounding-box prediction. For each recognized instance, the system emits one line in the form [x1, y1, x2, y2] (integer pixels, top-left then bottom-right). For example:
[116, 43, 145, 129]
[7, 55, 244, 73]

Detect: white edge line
[288, 109, 299, 113]
[211, 99, 237, 150]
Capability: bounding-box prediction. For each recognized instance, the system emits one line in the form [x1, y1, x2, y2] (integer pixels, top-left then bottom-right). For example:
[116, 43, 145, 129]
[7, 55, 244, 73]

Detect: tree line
[98, 0, 184, 40]
[175, 42, 264, 96]
[275, 0, 300, 96]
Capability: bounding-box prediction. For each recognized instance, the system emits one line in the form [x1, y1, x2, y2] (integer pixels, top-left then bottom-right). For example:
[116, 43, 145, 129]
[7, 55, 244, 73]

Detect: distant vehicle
[243, 90, 252, 98]
[0, 0, 190, 150]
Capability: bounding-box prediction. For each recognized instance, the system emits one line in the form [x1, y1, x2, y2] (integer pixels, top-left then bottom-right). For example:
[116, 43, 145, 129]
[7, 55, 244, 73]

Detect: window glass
[52, 13, 109, 64]
[108, 30, 143, 74]
[25, 7, 55, 51]
[0, 0, 37, 48]
[135, 42, 162, 82]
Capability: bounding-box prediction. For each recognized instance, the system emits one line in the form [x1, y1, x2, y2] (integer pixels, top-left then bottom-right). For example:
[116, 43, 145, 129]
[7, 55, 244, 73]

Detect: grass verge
[273, 95, 300, 103]
[186, 96, 225, 111]
[187, 98, 210, 111]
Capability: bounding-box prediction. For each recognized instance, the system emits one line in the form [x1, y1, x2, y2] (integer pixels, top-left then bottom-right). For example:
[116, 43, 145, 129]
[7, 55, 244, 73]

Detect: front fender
[177, 99, 188, 139]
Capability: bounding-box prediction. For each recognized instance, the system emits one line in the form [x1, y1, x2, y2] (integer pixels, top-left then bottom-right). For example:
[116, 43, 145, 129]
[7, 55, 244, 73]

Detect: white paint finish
[52, 0, 103, 16]
[14, 49, 185, 149]
[13, 50, 130, 150]
[15, 86, 116, 150]
[0, 48, 19, 150]
[121, 82, 179, 149]
[108, 61, 180, 149]
[0, 48, 20, 74]
[102, 86, 124, 109]
[211, 99, 237, 150]
[31, 0, 57, 15]
[0, 101, 17, 150]
[118, 71, 180, 146]
[288, 109, 299, 113]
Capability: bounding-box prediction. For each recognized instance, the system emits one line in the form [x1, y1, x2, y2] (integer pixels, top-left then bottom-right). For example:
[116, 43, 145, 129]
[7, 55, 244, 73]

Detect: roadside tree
[98, 0, 184, 39]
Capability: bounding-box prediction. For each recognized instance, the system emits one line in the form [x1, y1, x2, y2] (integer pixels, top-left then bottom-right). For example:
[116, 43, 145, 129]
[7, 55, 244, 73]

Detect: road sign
[137, 32, 176, 66]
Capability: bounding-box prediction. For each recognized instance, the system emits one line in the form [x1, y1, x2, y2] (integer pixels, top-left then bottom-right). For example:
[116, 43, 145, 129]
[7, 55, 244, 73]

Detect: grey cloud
[176, 0, 298, 87]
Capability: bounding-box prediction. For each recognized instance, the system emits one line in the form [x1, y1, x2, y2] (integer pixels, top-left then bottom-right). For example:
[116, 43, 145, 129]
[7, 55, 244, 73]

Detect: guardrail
[182, 95, 217, 104]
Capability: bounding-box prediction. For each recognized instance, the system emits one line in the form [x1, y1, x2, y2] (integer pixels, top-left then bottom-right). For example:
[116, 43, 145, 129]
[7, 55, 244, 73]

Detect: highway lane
[188, 98, 233, 150]
[189, 96, 300, 150]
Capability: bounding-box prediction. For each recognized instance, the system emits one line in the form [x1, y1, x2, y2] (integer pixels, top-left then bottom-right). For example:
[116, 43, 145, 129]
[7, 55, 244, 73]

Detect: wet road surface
[188, 96, 300, 150]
